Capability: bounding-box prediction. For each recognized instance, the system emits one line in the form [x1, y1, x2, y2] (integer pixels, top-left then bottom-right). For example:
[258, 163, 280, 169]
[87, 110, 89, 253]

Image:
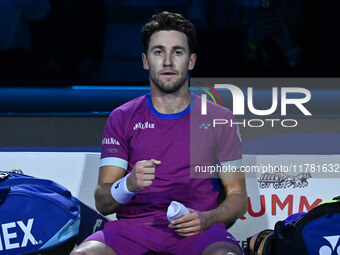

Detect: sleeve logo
[102, 137, 120, 145]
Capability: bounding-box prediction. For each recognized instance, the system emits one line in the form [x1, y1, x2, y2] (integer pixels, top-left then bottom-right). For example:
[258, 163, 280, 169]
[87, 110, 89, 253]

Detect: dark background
[0, 0, 339, 153]
[1, 0, 339, 87]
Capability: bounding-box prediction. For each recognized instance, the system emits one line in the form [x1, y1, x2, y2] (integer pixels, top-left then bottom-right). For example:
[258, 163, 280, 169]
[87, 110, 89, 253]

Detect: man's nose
[163, 52, 172, 67]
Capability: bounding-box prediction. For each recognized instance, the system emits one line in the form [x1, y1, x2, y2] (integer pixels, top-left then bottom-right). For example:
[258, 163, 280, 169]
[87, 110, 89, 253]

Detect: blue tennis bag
[244, 196, 340, 255]
[274, 196, 340, 255]
[0, 170, 80, 255]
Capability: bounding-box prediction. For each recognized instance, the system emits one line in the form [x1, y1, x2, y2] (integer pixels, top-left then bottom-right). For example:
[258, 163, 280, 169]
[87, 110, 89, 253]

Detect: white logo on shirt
[102, 137, 120, 145]
[133, 122, 155, 130]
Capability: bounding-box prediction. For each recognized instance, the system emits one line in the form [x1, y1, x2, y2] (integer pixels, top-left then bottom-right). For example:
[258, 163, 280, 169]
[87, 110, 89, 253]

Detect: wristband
[110, 173, 135, 204]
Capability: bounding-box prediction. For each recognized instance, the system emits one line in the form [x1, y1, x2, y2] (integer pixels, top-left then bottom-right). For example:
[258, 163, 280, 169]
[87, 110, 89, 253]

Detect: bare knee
[69, 241, 116, 255]
[70, 247, 94, 255]
[70, 247, 115, 255]
[204, 249, 240, 255]
[70, 250, 80, 255]
[202, 241, 242, 255]
[70, 249, 86, 255]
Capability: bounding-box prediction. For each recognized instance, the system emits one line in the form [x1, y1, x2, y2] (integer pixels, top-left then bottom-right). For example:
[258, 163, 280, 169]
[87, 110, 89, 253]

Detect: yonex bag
[245, 196, 340, 255]
[0, 170, 80, 255]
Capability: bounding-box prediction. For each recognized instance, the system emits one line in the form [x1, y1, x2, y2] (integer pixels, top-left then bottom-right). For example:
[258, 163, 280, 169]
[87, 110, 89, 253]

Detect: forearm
[95, 183, 121, 216]
[204, 191, 248, 228]
[169, 191, 248, 237]
[94, 160, 159, 216]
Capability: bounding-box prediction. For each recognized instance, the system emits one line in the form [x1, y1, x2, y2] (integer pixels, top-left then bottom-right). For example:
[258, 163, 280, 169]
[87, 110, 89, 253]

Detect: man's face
[142, 30, 196, 94]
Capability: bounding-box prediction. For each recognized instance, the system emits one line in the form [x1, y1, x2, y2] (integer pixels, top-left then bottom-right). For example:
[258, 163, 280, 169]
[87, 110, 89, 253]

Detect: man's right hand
[126, 159, 161, 192]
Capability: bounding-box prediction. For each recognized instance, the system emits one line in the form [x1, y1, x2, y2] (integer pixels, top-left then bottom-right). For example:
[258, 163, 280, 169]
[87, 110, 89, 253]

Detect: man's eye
[174, 51, 183, 56]
[154, 50, 162, 55]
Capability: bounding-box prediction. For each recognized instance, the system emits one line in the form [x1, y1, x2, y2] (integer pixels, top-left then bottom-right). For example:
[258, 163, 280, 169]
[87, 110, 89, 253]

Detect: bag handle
[249, 229, 273, 255]
[318, 196, 340, 206]
[0, 172, 9, 182]
[333, 195, 340, 201]
[257, 231, 274, 255]
[0, 169, 22, 182]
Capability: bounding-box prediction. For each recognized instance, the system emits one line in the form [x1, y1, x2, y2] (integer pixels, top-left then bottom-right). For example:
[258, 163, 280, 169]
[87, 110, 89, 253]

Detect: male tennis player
[71, 11, 247, 255]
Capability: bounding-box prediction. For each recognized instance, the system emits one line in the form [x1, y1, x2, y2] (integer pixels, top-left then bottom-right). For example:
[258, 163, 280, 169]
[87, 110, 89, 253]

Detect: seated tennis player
[71, 11, 247, 255]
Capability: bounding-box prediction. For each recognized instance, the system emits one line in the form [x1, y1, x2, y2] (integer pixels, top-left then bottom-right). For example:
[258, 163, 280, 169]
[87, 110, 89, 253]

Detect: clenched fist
[126, 159, 161, 192]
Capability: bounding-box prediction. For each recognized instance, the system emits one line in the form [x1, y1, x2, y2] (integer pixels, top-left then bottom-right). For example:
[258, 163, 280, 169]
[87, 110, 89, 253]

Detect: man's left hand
[168, 209, 209, 237]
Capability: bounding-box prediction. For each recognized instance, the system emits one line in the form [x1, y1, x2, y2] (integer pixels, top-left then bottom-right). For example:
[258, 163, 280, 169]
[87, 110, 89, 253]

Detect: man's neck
[150, 86, 190, 114]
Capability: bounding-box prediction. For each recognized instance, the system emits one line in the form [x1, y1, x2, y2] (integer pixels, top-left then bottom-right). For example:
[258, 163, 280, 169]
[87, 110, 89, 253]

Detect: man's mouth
[161, 71, 177, 75]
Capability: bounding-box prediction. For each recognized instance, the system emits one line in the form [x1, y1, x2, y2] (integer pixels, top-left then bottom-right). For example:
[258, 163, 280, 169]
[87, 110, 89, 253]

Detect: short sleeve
[215, 110, 242, 169]
[100, 109, 129, 170]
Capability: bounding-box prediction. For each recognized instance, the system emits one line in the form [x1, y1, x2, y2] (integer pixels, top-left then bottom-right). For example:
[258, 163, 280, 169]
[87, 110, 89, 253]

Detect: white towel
[167, 201, 190, 222]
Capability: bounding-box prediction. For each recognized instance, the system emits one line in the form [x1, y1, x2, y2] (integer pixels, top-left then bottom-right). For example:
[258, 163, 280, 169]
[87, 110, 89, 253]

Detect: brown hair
[141, 11, 197, 54]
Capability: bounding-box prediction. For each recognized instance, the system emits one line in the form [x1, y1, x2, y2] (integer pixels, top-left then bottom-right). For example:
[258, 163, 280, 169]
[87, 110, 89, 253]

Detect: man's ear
[142, 53, 149, 70]
[188, 53, 197, 70]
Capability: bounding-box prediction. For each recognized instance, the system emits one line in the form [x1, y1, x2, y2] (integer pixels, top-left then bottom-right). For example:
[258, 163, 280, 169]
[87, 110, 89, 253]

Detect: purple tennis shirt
[100, 93, 242, 220]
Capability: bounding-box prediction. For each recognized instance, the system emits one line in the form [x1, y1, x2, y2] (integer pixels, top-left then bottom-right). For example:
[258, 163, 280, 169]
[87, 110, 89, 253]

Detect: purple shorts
[83, 217, 241, 255]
